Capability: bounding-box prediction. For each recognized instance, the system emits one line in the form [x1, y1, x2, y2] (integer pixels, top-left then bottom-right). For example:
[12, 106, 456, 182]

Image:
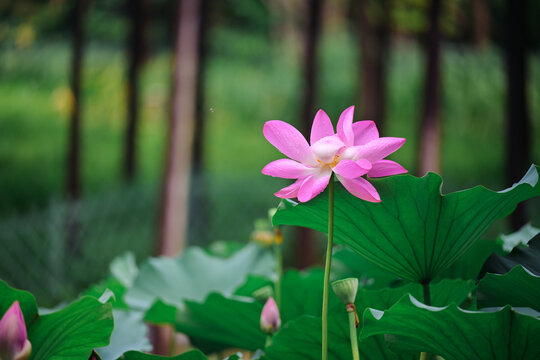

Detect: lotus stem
[420, 280, 431, 360]
[347, 304, 360, 360]
[265, 334, 273, 348]
[274, 229, 283, 309]
[322, 173, 335, 360]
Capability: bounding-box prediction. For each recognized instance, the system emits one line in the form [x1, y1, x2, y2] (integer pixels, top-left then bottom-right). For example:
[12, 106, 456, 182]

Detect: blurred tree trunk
[158, 0, 201, 258]
[300, 0, 323, 136]
[154, 0, 203, 354]
[505, 0, 530, 230]
[66, 0, 90, 255]
[357, 0, 390, 132]
[296, 0, 323, 269]
[124, 0, 145, 181]
[267, 0, 303, 63]
[417, 0, 441, 176]
[472, 0, 490, 47]
[188, 0, 209, 245]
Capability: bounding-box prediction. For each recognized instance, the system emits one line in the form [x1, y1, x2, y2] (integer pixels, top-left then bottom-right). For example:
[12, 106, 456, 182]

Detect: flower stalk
[322, 174, 335, 360]
[274, 227, 283, 309]
[347, 303, 360, 360]
[420, 280, 431, 360]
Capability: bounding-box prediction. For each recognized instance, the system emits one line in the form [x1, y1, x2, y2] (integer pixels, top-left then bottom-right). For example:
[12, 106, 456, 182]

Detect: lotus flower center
[317, 155, 341, 169]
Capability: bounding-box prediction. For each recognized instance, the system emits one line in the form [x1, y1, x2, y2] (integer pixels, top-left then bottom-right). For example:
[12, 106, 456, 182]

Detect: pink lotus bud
[260, 297, 281, 334]
[0, 301, 31, 360]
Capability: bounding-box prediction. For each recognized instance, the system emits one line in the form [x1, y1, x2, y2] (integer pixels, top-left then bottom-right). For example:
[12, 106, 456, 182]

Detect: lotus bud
[253, 286, 274, 303]
[0, 301, 32, 360]
[260, 297, 281, 335]
[332, 278, 358, 305]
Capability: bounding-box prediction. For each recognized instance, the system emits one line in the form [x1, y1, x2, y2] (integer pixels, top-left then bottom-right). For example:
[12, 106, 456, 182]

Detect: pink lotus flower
[0, 301, 31, 360]
[260, 297, 281, 334]
[262, 106, 406, 202]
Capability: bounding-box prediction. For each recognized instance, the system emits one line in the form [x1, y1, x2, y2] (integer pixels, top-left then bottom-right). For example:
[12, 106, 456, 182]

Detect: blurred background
[0, 0, 539, 306]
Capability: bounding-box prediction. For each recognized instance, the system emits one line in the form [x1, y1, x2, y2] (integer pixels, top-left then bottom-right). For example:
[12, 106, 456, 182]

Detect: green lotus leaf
[125, 243, 275, 311]
[144, 269, 337, 353]
[29, 296, 113, 360]
[498, 223, 540, 252]
[361, 295, 540, 360]
[264, 281, 477, 360]
[0, 279, 38, 326]
[435, 238, 501, 281]
[96, 310, 152, 360]
[482, 233, 540, 276]
[118, 349, 241, 359]
[274, 165, 540, 282]
[177, 294, 264, 352]
[1, 280, 114, 360]
[264, 313, 414, 360]
[331, 247, 400, 289]
[478, 265, 540, 311]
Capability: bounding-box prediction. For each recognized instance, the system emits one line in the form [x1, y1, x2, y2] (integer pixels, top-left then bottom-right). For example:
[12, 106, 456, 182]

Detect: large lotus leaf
[84, 252, 140, 310]
[499, 223, 540, 252]
[178, 294, 265, 351]
[331, 247, 401, 289]
[1, 281, 114, 360]
[29, 296, 113, 360]
[478, 265, 540, 311]
[118, 349, 241, 360]
[274, 165, 540, 282]
[145, 294, 263, 352]
[264, 281, 469, 360]
[144, 269, 338, 353]
[0, 279, 38, 326]
[361, 295, 540, 360]
[118, 351, 206, 360]
[280, 269, 341, 322]
[125, 243, 275, 311]
[96, 310, 152, 360]
[109, 252, 139, 288]
[264, 314, 415, 360]
[264, 279, 473, 359]
[85, 277, 129, 310]
[356, 278, 475, 309]
[233, 275, 273, 297]
[155, 273, 472, 355]
[481, 233, 540, 276]
[435, 238, 502, 281]
[205, 241, 246, 258]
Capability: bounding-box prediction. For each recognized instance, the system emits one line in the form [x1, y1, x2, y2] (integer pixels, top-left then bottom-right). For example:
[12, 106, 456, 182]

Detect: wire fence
[0, 173, 279, 307]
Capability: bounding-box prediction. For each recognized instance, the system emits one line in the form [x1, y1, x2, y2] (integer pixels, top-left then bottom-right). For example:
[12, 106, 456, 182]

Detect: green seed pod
[332, 278, 358, 305]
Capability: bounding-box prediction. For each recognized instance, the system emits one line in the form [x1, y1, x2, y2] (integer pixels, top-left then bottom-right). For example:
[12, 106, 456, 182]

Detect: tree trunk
[154, 0, 203, 354]
[295, 0, 323, 269]
[124, 0, 145, 181]
[188, 0, 209, 245]
[66, 0, 90, 255]
[505, 0, 530, 230]
[417, 0, 441, 176]
[358, 0, 390, 131]
[158, 0, 201, 256]
[300, 0, 323, 136]
[473, 0, 490, 48]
